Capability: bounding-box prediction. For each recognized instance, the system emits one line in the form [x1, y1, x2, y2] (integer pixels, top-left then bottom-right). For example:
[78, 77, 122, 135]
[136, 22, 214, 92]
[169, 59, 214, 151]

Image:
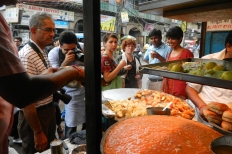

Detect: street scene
[1, 0, 232, 154]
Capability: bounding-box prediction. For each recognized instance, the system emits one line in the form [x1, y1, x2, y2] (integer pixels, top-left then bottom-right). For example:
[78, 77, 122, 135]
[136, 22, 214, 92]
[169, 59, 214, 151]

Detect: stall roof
[138, 0, 232, 22]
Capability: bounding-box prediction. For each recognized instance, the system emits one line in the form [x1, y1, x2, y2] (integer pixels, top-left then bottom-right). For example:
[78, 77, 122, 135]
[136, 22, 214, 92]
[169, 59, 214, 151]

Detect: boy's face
[149, 36, 162, 47]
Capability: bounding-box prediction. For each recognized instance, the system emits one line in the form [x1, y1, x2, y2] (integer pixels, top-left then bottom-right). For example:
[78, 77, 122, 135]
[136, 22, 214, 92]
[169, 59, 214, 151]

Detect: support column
[83, 0, 102, 153]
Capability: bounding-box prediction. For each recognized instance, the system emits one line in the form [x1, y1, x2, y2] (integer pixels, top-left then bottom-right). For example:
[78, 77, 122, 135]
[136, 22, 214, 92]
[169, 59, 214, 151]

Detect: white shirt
[187, 49, 232, 104]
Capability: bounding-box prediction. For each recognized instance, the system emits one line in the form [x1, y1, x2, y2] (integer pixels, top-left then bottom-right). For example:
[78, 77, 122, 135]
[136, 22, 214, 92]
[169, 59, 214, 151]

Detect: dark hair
[54, 37, 59, 41]
[14, 36, 22, 42]
[59, 31, 77, 45]
[121, 38, 136, 51]
[225, 30, 232, 46]
[102, 33, 118, 43]
[148, 29, 162, 38]
[166, 26, 183, 40]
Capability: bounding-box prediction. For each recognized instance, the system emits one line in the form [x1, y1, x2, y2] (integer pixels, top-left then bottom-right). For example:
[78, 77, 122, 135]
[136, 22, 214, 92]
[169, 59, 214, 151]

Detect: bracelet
[198, 104, 207, 110]
[34, 130, 43, 135]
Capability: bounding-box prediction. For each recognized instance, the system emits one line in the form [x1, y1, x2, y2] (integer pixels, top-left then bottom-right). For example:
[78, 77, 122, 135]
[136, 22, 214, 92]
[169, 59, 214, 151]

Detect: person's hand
[135, 74, 140, 80]
[119, 60, 127, 68]
[199, 105, 208, 120]
[41, 68, 58, 75]
[64, 50, 76, 65]
[124, 64, 132, 71]
[150, 51, 160, 59]
[73, 66, 85, 82]
[34, 131, 48, 152]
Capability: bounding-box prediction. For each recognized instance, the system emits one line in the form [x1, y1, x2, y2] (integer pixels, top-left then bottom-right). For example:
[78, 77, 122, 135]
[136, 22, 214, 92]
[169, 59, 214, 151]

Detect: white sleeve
[186, 82, 203, 92]
[48, 48, 60, 68]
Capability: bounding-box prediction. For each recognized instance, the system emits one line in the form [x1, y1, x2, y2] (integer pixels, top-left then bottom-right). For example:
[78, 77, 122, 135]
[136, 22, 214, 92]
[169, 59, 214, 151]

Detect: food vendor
[186, 30, 232, 125]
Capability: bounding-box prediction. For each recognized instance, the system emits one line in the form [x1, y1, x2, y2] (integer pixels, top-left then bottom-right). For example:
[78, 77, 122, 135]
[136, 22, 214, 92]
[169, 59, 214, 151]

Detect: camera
[53, 88, 72, 104]
[73, 48, 84, 62]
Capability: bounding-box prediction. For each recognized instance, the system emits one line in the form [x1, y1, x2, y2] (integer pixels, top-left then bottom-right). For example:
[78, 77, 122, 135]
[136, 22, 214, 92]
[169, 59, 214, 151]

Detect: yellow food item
[221, 71, 232, 80]
[205, 62, 217, 70]
[170, 64, 184, 72]
[195, 70, 204, 76]
[213, 65, 224, 71]
[168, 63, 177, 70]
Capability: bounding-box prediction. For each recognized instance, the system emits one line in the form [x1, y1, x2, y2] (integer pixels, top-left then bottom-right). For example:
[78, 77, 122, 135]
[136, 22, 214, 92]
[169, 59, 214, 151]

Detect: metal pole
[115, 0, 124, 56]
[83, 0, 102, 154]
[116, 0, 123, 40]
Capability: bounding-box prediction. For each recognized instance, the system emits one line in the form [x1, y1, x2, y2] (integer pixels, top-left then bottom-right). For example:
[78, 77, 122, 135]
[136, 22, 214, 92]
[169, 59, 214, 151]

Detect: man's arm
[150, 51, 166, 62]
[60, 50, 76, 67]
[22, 104, 47, 152]
[185, 85, 207, 117]
[0, 67, 84, 108]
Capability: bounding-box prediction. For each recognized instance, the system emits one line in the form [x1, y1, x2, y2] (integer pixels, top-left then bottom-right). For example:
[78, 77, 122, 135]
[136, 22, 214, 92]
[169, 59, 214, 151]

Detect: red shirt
[101, 54, 117, 73]
[163, 49, 193, 99]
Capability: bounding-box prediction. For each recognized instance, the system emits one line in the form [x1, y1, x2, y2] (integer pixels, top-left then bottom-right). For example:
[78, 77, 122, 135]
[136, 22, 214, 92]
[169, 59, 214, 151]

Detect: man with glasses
[18, 12, 58, 154]
[143, 29, 171, 91]
[48, 31, 85, 138]
[0, 1, 84, 153]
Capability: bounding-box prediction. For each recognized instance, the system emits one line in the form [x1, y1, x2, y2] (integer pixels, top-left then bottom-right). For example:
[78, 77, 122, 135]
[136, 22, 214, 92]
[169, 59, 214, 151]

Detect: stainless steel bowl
[146, 107, 170, 115]
[211, 135, 232, 154]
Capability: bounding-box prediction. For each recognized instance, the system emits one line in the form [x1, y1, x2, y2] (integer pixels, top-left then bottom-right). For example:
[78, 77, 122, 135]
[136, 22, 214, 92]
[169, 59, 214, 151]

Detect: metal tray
[101, 88, 195, 120]
[139, 58, 232, 89]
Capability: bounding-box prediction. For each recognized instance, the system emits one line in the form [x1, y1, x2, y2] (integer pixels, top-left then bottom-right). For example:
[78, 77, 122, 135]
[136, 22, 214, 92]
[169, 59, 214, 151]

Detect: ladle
[162, 102, 172, 111]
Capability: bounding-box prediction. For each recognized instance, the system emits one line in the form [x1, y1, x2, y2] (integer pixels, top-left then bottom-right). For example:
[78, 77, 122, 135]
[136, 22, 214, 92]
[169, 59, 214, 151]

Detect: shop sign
[54, 21, 69, 29]
[16, 3, 74, 25]
[207, 19, 232, 31]
[2, 7, 19, 23]
[121, 12, 129, 23]
[100, 15, 116, 32]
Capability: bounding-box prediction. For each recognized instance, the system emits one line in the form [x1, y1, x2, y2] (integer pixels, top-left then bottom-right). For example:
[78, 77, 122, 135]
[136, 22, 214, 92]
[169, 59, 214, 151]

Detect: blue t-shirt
[143, 43, 171, 79]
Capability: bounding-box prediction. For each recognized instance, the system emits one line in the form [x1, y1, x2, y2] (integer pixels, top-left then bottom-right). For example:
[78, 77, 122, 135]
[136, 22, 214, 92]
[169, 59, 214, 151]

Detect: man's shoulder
[202, 49, 226, 60]
[49, 47, 59, 55]
[161, 43, 171, 50]
[19, 44, 34, 56]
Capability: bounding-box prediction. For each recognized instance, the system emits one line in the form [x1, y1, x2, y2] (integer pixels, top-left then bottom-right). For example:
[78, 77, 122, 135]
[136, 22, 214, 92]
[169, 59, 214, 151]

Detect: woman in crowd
[101, 33, 126, 91]
[162, 26, 194, 99]
[119, 38, 142, 88]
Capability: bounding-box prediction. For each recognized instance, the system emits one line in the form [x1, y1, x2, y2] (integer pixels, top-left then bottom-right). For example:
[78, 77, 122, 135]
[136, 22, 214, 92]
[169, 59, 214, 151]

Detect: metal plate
[209, 122, 232, 135]
[102, 88, 140, 119]
[139, 58, 232, 89]
[102, 88, 195, 120]
[102, 88, 140, 100]
[196, 107, 232, 135]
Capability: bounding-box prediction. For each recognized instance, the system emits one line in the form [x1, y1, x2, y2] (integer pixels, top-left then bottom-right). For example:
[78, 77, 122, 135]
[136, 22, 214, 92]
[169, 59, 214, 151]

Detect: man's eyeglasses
[38, 28, 56, 33]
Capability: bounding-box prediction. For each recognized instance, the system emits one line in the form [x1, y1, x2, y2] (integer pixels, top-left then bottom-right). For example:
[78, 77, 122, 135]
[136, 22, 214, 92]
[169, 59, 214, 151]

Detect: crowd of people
[100, 27, 232, 131]
[1, 0, 232, 154]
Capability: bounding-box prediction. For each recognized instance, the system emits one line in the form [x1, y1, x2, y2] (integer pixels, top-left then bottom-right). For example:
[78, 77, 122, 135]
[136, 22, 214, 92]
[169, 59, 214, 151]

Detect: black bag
[69, 130, 86, 145]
